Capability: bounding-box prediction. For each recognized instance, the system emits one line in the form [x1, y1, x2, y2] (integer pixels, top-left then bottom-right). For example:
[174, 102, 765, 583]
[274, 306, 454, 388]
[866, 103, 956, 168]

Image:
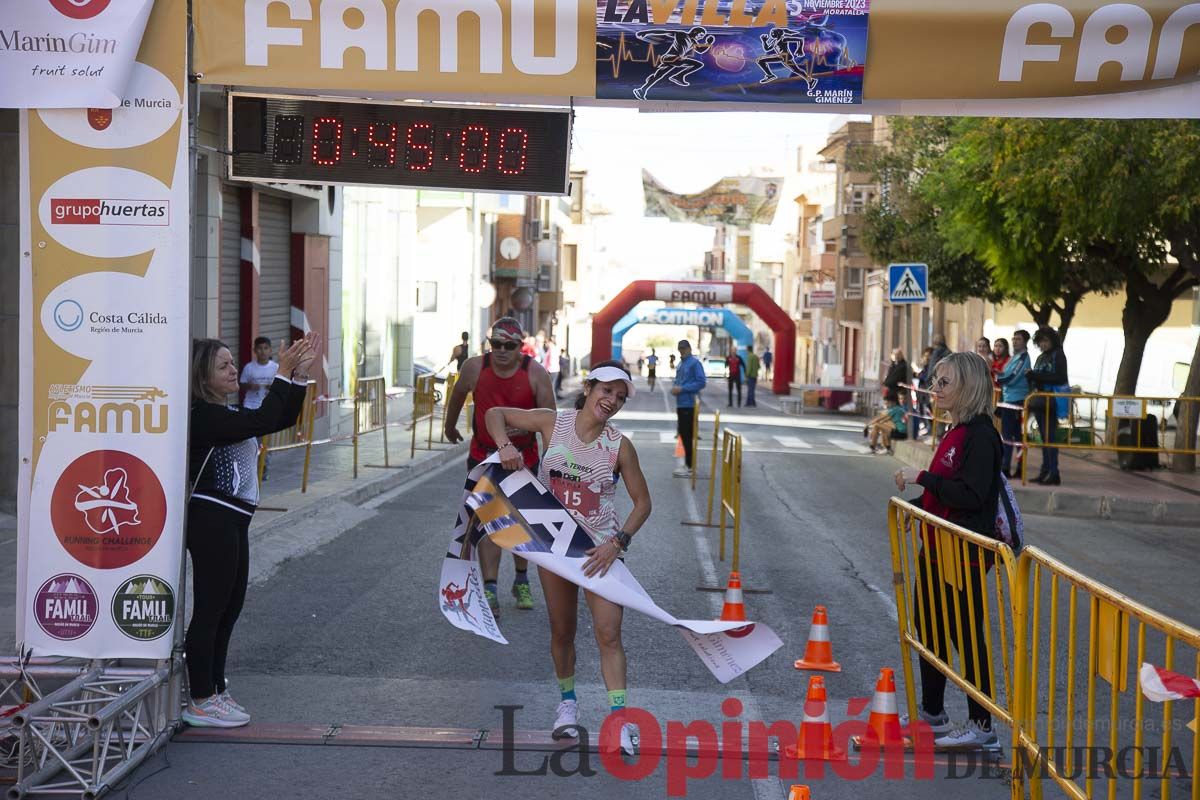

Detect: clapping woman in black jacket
[183, 333, 319, 727]
[1025, 327, 1068, 485]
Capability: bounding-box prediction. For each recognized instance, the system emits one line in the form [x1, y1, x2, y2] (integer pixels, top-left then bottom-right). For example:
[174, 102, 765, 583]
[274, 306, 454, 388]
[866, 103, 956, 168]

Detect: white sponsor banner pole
[17, 0, 188, 657]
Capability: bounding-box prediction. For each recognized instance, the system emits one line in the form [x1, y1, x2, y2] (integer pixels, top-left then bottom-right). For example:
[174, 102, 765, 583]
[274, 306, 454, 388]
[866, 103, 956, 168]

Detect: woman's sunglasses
[934, 376, 952, 390]
[489, 339, 520, 351]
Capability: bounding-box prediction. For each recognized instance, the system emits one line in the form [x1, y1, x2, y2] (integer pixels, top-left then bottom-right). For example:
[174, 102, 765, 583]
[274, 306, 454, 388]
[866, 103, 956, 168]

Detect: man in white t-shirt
[240, 336, 279, 409]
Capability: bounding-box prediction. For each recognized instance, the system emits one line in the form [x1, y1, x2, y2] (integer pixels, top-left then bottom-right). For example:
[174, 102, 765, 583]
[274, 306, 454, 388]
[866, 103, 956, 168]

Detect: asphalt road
[10, 378, 1199, 799]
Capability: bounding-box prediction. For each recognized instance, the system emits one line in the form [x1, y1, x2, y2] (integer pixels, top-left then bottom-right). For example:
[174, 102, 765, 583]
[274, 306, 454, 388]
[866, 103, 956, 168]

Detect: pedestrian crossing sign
[888, 263, 928, 304]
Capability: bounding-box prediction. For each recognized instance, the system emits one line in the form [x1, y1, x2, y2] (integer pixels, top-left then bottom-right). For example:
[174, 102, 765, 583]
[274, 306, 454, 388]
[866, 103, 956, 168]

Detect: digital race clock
[228, 93, 572, 195]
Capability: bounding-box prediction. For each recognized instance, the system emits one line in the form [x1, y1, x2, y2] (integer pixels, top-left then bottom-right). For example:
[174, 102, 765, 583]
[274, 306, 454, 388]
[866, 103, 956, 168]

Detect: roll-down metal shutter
[219, 185, 242, 365]
[258, 194, 292, 349]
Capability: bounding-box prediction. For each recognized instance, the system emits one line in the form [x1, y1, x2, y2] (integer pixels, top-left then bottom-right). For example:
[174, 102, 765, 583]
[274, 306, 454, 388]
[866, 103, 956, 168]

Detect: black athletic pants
[677, 406, 696, 468]
[185, 499, 251, 700]
[914, 553, 993, 727]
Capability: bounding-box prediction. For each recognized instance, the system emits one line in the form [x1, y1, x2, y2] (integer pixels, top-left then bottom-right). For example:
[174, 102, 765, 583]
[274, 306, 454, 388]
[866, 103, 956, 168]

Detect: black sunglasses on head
[489, 339, 520, 351]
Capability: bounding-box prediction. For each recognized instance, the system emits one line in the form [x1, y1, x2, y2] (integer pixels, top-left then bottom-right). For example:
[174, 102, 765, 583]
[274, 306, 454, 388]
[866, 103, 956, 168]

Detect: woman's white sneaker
[218, 690, 247, 715]
[182, 695, 250, 728]
[552, 700, 579, 740]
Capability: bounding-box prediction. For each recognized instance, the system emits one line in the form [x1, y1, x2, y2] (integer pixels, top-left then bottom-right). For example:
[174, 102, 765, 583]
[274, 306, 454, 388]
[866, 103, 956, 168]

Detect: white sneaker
[934, 722, 1000, 751]
[218, 690, 247, 715]
[181, 695, 250, 728]
[620, 722, 639, 756]
[672, 467, 692, 478]
[552, 700, 579, 740]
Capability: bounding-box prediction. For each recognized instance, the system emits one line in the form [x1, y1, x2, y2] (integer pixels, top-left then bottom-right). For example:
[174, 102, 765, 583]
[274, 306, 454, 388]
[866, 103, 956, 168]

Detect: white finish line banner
[16, 0, 188, 658]
[440, 461, 782, 683]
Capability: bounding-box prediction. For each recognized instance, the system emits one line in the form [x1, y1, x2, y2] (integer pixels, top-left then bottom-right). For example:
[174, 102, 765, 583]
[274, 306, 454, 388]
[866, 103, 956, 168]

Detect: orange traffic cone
[719, 571, 746, 622]
[674, 436, 685, 458]
[785, 676, 846, 761]
[787, 786, 811, 800]
[793, 606, 841, 672]
[851, 668, 912, 751]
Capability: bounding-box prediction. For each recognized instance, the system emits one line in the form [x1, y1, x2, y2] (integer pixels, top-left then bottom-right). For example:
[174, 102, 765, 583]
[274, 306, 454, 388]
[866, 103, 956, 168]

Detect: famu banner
[643, 170, 782, 227]
[441, 462, 783, 684]
[0, 0, 152, 109]
[596, 0, 869, 103]
[193, 0, 595, 97]
[17, 0, 188, 657]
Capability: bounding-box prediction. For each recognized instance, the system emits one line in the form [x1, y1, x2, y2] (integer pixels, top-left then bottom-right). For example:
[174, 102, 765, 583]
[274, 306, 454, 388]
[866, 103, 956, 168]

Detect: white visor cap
[588, 366, 635, 398]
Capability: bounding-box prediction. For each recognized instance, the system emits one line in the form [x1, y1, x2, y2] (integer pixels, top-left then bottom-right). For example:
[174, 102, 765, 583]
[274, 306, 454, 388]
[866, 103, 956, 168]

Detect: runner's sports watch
[614, 531, 633, 552]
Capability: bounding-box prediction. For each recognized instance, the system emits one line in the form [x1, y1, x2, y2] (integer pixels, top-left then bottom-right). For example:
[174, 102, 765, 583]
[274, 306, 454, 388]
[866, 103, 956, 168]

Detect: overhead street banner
[17, 0, 188, 657]
[190, 0, 1200, 115]
[0, 0, 152, 109]
[595, 1, 870, 104]
[644, 171, 782, 227]
[192, 0, 596, 97]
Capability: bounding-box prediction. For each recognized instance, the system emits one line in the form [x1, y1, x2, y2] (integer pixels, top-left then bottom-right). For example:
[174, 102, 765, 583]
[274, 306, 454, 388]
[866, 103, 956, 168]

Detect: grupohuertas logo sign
[111, 575, 174, 640]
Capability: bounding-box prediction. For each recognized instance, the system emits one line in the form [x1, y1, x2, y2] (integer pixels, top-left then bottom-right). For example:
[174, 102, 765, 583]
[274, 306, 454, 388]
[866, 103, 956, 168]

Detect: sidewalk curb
[891, 439, 1200, 528]
[248, 442, 468, 547]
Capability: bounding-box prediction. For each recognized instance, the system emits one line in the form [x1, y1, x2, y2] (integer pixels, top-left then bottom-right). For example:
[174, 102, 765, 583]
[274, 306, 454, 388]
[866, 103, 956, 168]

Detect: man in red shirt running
[444, 317, 556, 614]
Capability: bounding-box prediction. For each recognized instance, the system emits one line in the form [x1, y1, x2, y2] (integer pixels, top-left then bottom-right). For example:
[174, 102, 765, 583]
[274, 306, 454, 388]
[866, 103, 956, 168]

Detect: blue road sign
[888, 263, 928, 304]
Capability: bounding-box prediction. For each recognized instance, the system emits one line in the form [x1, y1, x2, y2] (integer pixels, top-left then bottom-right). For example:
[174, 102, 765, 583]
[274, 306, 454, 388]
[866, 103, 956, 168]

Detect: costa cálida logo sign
[193, 0, 595, 96]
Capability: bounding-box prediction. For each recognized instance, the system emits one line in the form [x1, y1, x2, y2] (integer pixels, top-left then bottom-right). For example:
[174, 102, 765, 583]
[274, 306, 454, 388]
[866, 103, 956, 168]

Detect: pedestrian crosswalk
[619, 429, 872, 455]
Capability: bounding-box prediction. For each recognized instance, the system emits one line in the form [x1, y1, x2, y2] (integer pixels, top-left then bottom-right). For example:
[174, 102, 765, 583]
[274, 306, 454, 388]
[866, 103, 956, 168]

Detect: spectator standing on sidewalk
[1026, 326, 1069, 485]
[185, 333, 319, 728]
[645, 349, 659, 392]
[893, 351, 1002, 752]
[761, 347, 773, 379]
[913, 347, 935, 440]
[745, 345, 761, 407]
[239, 336, 279, 479]
[671, 340, 707, 478]
[882, 348, 910, 402]
[444, 317, 557, 614]
[995, 330, 1030, 477]
[990, 338, 1010, 387]
[725, 349, 745, 408]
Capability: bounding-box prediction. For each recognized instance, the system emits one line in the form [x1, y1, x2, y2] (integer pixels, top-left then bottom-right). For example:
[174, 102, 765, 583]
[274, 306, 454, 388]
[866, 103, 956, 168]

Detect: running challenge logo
[50, 198, 169, 226]
[49, 449, 167, 569]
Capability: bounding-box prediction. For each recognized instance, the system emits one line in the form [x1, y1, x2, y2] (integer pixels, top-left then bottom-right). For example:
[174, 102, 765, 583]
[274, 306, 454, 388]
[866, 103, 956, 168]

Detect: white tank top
[538, 410, 623, 546]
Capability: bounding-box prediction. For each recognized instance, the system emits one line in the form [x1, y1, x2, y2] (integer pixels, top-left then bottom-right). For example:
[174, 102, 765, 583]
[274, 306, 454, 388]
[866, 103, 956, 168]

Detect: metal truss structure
[1, 655, 178, 800]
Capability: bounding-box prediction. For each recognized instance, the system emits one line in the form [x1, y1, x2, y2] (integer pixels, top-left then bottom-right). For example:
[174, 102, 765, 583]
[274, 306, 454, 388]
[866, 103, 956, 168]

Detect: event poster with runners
[595, 0, 870, 104]
[17, 0, 187, 657]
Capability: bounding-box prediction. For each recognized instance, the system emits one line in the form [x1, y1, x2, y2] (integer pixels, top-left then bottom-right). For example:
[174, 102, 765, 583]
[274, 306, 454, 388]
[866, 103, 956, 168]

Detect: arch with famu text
[591, 280, 795, 395]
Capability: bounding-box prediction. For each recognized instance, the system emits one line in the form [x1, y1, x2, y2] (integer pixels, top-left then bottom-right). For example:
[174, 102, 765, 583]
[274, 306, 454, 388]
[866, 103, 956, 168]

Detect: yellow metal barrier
[886, 498, 1020, 748]
[351, 376, 390, 478]
[681, 411, 721, 528]
[1012, 547, 1200, 800]
[410, 374, 438, 458]
[1021, 392, 1199, 481]
[717, 428, 744, 571]
[256, 380, 318, 492]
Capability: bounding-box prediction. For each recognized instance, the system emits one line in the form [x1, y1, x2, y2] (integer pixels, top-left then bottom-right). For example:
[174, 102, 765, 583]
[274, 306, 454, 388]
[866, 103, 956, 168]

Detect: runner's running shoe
[218, 690, 247, 715]
[620, 723, 639, 756]
[512, 583, 534, 610]
[899, 706, 952, 735]
[552, 700, 579, 740]
[182, 695, 250, 728]
[484, 587, 500, 616]
[934, 722, 1001, 751]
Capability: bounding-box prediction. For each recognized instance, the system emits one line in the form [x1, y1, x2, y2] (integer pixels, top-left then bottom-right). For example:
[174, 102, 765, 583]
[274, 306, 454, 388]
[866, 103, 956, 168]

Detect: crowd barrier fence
[256, 380, 318, 491]
[1020, 393, 1200, 481]
[887, 498, 1200, 800]
[717, 428, 744, 572]
[681, 411, 722, 529]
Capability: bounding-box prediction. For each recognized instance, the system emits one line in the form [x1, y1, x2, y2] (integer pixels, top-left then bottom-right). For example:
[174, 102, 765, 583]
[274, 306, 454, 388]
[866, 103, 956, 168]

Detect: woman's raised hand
[277, 336, 312, 377]
[294, 332, 322, 377]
